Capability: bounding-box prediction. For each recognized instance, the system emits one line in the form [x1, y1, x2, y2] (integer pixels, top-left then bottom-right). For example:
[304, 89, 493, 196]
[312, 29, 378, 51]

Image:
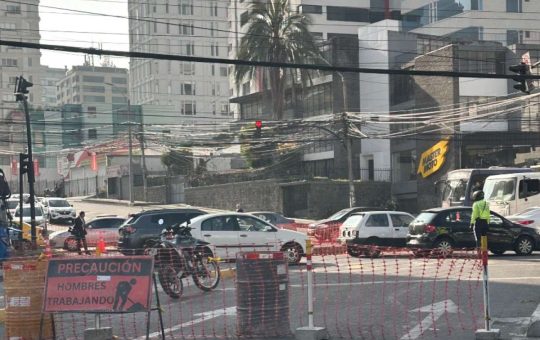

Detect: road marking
[137, 306, 236, 339]
[400, 300, 459, 340]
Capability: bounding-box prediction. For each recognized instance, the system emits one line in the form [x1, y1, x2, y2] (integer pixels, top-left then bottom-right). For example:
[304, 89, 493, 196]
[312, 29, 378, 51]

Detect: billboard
[43, 256, 153, 313]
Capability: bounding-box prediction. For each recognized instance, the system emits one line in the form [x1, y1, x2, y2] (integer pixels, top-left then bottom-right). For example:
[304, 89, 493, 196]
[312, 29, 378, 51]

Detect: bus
[439, 167, 533, 208]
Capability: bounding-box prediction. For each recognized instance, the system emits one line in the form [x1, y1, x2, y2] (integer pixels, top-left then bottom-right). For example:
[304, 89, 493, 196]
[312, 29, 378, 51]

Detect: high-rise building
[127, 0, 232, 123]
[0, 0, 43, 170]
[40, 66, 65, 107]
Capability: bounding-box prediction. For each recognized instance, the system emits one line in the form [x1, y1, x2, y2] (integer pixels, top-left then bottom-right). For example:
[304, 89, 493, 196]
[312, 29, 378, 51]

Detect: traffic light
[19, 153, 34, 183]
[14, 76, 33, 102]
[509, 62, 535, 94]
[254, 120, 262, 139]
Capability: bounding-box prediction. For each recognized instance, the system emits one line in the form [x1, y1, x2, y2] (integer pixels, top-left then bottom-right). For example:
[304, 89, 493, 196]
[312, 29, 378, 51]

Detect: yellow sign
[417, 139, 449, 178]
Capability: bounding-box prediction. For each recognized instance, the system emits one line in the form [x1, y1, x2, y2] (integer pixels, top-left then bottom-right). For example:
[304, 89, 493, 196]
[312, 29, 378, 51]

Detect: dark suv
[118, 208, 206, 254]
[406, 207, 540, 256]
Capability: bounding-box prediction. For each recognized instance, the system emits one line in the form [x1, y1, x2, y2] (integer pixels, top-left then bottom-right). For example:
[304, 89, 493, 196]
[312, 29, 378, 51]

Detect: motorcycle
[146, 221, 221, 299]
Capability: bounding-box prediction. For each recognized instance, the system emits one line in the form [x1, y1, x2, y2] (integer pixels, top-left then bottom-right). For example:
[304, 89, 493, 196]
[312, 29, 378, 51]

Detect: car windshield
[412, 212, 437, 224]
[48, 200, 70, 207]
[327, 209, 350, 220]
[484, 178, 516, 201]
[441, 179, 467, 203]
[342, 214, 365, 227]
[16, 207, 43, 217]
[6, 201, 18, 209]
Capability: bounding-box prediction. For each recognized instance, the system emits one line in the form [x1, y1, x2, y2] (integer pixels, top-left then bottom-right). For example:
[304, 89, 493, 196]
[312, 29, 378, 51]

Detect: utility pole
[14, 76, 37, 247]
[127, 99, 134, 205]
[339, 72, 356, 208]
[137, 123, 148, 202]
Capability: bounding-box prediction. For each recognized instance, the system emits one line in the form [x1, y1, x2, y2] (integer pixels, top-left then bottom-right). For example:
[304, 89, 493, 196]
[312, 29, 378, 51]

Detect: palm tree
[234, 0, 324, 120]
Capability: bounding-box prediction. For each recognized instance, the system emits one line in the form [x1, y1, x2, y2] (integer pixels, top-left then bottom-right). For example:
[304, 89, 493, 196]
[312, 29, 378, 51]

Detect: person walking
[71, 211, 90, 255]
[236, 203, 244, 213]
[470, 190, 490, 250]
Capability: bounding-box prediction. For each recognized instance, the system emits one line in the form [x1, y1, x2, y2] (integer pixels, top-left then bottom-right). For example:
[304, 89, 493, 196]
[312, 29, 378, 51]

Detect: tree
[234, 0, 324, 120]
[161, 149, 194, 175]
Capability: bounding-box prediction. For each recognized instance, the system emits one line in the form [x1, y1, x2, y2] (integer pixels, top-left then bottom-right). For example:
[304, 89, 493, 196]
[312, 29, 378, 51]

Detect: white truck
[484, 172, 540, 216]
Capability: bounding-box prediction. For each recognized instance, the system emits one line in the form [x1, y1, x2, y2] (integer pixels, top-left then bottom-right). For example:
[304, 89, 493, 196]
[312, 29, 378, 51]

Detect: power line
[2, 39, 539, 80]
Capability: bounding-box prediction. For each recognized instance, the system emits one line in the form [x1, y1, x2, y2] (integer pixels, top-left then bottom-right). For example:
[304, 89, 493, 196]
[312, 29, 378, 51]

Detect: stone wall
[185, 178, 391, 219]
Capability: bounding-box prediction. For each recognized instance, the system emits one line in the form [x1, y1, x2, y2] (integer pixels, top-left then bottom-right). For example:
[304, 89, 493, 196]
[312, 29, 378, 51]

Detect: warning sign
[43, 256, 153, 313]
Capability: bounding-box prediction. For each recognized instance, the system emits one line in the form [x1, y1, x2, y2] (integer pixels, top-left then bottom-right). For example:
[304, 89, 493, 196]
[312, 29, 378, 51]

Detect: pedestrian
[470, 190, 490, 250]
[235, 203, 244, 213]
[71, 211, 91, 255]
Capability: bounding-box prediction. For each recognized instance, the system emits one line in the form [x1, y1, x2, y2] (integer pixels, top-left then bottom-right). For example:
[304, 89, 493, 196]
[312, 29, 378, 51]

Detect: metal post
[481, 235, 491, 330]
[138, 124, 148, 202]
[306, 239, 314, 328]
[95, 314, 101, 329]
[22, 98, 37, 247]
[339, 71, 356, 208]
[128, 99, 134, 204]
[19, 165, 23, 229]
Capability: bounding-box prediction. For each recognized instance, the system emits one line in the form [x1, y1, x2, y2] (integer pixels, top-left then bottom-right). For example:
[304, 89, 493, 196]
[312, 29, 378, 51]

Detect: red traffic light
[255, 120, 262, 129]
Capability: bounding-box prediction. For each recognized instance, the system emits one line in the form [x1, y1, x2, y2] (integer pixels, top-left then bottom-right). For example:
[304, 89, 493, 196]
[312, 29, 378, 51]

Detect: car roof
[249, 211, 281, 215]
[131, 208, 205, 216]
[191, 212, 265, 221]
[46, 197, 67, 201]
[486, 172, 540, 180]
[422, 206, 471, 213]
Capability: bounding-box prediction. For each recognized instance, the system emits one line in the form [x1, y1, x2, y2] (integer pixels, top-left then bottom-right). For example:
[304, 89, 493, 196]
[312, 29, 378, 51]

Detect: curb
[81, 198, 161, 207]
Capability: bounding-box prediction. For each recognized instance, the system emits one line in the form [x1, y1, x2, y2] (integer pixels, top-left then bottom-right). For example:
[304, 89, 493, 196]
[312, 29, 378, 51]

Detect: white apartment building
[127, 0, 232, 124]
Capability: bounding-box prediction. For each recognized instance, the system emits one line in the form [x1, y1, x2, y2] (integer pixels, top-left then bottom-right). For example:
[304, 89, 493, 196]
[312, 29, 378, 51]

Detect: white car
[14, 204, 48, 227]
[182, 213, 307, 264]
[42, 197, 76, 223]
[507, 207, 540, 228]
[5, 198, 19, 218]
[337, 211, 415, 257]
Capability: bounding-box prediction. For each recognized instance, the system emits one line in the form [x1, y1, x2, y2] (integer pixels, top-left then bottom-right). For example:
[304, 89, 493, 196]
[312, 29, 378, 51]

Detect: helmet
[472, 190, 484, 201]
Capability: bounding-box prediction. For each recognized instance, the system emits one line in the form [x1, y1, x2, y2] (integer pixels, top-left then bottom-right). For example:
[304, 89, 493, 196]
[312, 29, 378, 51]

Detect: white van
[484, 173, 540, 216]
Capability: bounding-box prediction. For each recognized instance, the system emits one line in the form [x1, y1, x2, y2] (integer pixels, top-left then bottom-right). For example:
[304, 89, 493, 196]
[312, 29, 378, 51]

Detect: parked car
[118, 208, 206, 254]
[338, 211, 414, 257]
[14, 204, 47, 227]
[49, 215, 127, 251]
[506, 207, 540, 228]
[5, 198, 18, 218]
[249, 211, 308, 231]
[406, 207, 540, 256]
[42, 197, 76, 223]
[182, 213, 307, 264]
[307, 207, 384, 242]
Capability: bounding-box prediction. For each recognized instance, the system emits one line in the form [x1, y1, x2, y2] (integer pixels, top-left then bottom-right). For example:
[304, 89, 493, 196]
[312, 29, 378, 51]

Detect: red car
[308, 207, 383, 244]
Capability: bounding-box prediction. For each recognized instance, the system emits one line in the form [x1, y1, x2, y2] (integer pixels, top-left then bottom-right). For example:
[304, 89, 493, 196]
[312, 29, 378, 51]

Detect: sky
[39, 0, 130, 70]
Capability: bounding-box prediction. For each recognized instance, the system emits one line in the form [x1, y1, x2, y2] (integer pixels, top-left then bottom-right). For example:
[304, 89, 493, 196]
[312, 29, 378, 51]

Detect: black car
[406, 207, 540, 256]
[118, 208, 206, 254]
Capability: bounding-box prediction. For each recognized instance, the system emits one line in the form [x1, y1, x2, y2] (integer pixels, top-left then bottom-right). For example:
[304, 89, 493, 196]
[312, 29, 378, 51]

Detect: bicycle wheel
[192, 257, 220, 291]
[157, 265, 183, 299]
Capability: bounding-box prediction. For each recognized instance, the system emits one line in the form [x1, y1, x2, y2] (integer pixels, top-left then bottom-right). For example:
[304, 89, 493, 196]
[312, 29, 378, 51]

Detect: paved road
[7, 199, 540, 339]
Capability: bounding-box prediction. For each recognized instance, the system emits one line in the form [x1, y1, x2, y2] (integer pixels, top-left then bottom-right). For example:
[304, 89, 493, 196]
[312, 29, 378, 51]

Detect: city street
[30, 200, 540, 339]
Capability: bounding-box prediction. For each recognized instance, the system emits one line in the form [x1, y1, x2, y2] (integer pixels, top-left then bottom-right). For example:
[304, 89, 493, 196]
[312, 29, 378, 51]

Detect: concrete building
[127, 0, 232, 124]
[56, 65, 129, 106]
[0, 0, 43, 169]
[40, 66, 65, 108]
[402, 0, 540, 46]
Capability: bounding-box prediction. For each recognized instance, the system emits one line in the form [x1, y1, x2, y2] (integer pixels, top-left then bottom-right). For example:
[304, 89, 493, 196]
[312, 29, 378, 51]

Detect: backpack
[0, 169, 11, 200]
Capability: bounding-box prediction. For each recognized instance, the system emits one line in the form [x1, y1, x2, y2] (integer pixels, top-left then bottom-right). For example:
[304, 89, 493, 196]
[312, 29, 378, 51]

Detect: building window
[180, 22, 194, 35]
[210, 44, 219, 56]
[6, 5, 21, 14]
[507, 30, 523, 45]
[220, 103, 229, 115]
[327, 6, 369, 22]
[1, 58, 17, 67]
[165, 2, 169, 13]
[507, 0, 522, 12]
[83, 95, 106, 103]
[82, 75, 105, 83]
[392, 150, 417, 182]
[210, 2, 218, 16]
[112, 97, 127, 103]
[182, 101, 196, 115]
[219, 66, 228, 77]
[182, 62, 195, 75]
[0, 23, 16, 30]
[242, 82, 250, 95]
[181, 82, 195, 95]
[88, 129, 97, 139]
[211, 64, 215, 76]
[298, 5, 323, 14]
[180, 0, 193, 15]
[88, 106, 97, 118]
[185, 42, 195, 56]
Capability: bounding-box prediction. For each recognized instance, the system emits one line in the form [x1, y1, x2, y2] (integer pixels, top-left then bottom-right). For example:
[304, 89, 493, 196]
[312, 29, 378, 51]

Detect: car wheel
[347, 245, 363, 258]
[489, 248, 506, 256]
[64, 237, 78, 252]
[281, 243, 302, 265]
[364, 239, 381, 258]
[433, 238, 453, 257]
[515, 236, 534, 256]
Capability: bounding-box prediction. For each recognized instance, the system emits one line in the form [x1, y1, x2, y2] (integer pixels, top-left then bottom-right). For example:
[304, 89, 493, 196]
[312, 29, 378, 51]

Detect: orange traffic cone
[43, 238, 52, 259]
[96, 232, 106, 256]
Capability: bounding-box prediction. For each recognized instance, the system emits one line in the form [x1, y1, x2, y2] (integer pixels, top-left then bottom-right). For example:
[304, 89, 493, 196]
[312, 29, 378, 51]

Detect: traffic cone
[96, 232, 106, 256]
[43, 238, 52, 259]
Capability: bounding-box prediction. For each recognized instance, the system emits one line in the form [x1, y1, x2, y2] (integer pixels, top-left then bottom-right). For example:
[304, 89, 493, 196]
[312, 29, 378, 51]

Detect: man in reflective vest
[470, 190, 490, 249]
